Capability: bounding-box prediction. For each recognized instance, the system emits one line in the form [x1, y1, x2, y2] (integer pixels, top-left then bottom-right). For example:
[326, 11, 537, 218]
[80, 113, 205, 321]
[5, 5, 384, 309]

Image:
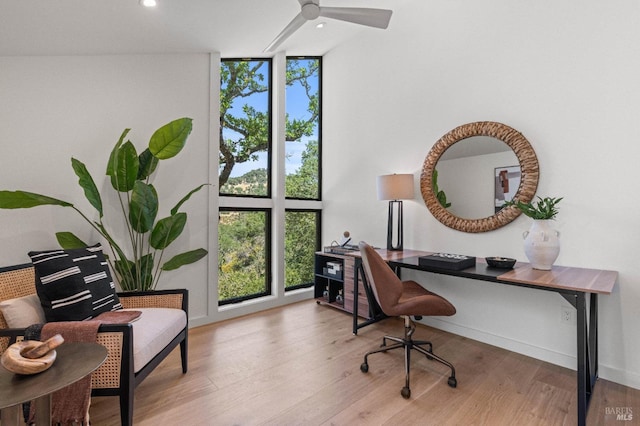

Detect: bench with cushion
[0, 262, 188, 426]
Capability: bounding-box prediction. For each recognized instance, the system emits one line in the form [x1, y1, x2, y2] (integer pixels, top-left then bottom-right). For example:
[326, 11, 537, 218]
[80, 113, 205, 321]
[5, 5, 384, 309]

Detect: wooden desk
[0, 342, 107, 426]
[348, 248, 617, 426]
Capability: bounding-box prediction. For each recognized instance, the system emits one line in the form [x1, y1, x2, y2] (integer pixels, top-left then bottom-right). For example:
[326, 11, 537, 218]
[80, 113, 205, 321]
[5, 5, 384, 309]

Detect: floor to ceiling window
[218, 57, 321, 305]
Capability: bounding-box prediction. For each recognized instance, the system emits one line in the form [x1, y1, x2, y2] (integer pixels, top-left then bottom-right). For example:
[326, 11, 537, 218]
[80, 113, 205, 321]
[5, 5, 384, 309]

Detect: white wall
[0, 54, 213, 322]
[322, 0, 640, 389]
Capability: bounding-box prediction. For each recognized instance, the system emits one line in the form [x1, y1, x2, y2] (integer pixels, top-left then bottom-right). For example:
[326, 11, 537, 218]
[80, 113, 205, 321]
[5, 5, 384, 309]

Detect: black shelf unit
[314, 253, 345, 309]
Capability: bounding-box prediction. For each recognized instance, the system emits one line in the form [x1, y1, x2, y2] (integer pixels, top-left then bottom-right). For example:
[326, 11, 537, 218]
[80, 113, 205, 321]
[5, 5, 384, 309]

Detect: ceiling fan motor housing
[301, 3, 321, 20]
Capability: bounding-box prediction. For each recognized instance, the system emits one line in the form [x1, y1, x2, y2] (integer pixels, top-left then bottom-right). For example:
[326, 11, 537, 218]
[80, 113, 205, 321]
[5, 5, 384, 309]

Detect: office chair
[358, 241, 457, 398]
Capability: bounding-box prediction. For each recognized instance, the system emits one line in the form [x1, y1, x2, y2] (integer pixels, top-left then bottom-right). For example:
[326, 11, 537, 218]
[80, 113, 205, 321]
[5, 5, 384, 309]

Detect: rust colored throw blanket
[28, 310, 142, 425]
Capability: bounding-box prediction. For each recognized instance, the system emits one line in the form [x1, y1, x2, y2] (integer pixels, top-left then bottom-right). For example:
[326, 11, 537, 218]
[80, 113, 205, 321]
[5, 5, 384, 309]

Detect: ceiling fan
[264, 0, 393, 52]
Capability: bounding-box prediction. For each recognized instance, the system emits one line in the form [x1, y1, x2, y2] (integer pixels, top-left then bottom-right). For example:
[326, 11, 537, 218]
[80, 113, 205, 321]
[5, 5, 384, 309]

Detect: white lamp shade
[377, 174, 414, 200]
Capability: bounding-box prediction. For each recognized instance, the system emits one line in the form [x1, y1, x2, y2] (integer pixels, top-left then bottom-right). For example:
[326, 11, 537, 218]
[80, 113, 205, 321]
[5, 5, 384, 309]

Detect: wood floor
[90, 300, 639, 425]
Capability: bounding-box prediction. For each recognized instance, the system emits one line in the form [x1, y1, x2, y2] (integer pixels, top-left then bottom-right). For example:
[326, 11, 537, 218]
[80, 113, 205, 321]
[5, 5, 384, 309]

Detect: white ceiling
[0, 0, 405, 57]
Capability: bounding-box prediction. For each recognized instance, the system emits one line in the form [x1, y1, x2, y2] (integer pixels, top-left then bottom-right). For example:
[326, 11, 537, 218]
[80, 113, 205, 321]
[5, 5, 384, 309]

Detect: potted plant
[0, 117, 208, 291]
[505, 196, 562, 270]
[505, 196, 562, 220]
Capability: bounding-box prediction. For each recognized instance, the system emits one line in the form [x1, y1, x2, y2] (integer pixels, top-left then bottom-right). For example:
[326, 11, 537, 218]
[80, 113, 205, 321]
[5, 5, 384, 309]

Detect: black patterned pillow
[29, 243, 122, 322]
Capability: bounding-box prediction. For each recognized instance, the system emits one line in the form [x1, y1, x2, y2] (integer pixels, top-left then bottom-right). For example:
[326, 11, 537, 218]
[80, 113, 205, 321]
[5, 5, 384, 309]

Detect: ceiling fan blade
[264, 13, 307, 53]
[319, 7, 392, 29]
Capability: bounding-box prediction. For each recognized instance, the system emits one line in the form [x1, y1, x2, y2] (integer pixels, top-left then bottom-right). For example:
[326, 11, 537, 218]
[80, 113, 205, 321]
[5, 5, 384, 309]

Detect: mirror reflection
[435, 136, 520, 219]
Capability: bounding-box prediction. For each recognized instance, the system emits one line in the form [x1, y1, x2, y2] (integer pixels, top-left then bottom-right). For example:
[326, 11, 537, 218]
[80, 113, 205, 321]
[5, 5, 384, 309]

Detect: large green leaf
[129, 182, 158, 233]
[106, 128, 130, 176]
[162, 248, 208, 271]
[109, 141, 139, 192]
[170, 184, 208, 215]
[150, 212, 187, 249]
[55, 232, 88, 249]
[71, 158, 103, 217]
[137, 148, 159, 180]
[149, 117, 193, 160]
[0, 191, 73, 209]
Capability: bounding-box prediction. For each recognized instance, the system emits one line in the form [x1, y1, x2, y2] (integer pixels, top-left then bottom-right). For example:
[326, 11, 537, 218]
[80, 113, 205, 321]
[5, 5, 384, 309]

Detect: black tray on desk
[418, 253, 476, 270]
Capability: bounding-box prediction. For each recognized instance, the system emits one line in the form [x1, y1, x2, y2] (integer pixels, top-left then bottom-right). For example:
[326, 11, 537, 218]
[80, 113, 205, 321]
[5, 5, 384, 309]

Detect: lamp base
[387, 200, 403, 251]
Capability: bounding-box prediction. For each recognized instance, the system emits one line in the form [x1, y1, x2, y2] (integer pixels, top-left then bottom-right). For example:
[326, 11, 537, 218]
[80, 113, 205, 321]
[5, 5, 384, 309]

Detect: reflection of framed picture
[495, 165, 521, 213]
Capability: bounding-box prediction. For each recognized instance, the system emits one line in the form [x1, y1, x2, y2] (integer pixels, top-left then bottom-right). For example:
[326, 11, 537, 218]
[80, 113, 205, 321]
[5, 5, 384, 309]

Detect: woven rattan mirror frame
[420, 121, 539, 233]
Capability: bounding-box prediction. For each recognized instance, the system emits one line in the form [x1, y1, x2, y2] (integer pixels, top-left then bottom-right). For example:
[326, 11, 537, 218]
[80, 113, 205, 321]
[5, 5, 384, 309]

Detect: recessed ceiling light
[316, 22, 326, 29]
[140, 0, 157, 7]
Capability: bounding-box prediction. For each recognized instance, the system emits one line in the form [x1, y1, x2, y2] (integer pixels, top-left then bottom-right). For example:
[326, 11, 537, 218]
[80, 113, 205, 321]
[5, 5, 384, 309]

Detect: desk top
[344, 248, 617, 295]
[498, 264, 617, 294]
[0, 342, 107, 409]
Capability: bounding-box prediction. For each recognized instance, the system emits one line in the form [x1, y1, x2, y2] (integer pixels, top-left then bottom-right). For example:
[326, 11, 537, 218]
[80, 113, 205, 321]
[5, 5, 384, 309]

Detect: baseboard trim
[420, 317, 640, 390]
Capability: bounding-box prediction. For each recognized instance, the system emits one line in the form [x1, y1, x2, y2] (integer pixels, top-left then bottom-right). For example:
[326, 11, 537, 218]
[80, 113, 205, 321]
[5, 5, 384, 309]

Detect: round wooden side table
[0, 342, 107, 426]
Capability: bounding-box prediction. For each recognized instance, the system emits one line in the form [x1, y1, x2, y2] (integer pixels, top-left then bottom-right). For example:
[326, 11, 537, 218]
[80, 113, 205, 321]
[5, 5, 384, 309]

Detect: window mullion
[272, 52, 287, 297]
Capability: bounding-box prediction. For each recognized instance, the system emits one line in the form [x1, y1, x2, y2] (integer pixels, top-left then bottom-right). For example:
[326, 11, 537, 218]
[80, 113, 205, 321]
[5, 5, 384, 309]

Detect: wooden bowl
[1, 340, 57, 375]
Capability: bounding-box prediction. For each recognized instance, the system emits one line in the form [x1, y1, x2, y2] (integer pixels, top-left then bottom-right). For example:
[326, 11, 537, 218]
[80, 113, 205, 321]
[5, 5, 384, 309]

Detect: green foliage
[224, 169, 268, 196]
[0, 191, 73, 209]
[218, 211, 268, 301]
[432, 169, 451, 208]
[505, 196, 563, 220]
[284, 211, 317, 288]
[285, 141, 319, 199]
[0, 118, 208, 291]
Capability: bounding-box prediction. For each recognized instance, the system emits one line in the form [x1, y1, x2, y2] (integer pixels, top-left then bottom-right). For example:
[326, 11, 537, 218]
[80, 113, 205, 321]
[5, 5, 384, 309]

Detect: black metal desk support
[352, 257, 386, 335]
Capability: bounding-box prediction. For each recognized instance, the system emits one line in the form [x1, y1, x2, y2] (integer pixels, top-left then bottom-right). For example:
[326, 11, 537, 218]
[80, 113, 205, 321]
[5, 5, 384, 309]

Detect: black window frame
[284, 56, 322, 202]
[219, 58, 273, 199]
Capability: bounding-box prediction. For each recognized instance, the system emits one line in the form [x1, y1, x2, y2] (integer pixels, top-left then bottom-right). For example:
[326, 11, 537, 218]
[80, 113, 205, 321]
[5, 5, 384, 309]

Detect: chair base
[360, 316, 456, 398]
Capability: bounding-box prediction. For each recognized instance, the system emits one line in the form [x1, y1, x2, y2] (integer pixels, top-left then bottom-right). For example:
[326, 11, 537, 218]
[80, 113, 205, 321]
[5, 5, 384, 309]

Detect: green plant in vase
[505, 196, 563, 270]
[0, 117, 208, 291]
[505, 196, 563, 220]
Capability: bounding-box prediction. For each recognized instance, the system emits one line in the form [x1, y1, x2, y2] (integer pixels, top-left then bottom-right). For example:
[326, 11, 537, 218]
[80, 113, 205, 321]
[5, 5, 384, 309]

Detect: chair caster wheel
[360, 363, 369, 373]
[401, 387, 411, 399]
[448, 376, 457, 388]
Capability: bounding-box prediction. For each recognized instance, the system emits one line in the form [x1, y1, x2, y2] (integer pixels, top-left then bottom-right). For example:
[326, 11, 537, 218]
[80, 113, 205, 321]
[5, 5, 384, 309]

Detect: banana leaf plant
[0, 117, 208, 291]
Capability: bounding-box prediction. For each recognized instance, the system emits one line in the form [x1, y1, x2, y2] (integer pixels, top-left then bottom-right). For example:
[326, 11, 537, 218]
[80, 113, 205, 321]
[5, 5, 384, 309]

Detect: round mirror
[420, 121, 539, 233]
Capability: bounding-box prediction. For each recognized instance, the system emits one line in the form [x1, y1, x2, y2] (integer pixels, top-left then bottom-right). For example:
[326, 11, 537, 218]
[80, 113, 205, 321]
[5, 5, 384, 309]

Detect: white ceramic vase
[523, 219, 560, 270]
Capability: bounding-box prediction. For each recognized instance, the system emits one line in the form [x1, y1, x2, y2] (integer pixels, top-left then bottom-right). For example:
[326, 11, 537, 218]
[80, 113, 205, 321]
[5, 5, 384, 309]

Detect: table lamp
[377, 173, 414, 251]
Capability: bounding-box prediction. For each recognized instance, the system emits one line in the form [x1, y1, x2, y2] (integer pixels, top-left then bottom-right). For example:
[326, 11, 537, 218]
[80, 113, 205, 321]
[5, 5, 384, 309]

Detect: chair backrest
[358, 241, 404, 316]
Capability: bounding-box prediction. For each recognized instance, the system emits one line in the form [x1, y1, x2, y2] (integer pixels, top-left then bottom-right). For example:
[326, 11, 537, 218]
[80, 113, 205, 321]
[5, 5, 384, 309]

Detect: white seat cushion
[122, 307, 187, 373]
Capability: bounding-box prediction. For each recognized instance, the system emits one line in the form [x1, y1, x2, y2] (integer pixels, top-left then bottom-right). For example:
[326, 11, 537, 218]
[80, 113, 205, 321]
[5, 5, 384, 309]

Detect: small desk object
[0, 342, 108, 426]
[347, 248, 617, 426]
